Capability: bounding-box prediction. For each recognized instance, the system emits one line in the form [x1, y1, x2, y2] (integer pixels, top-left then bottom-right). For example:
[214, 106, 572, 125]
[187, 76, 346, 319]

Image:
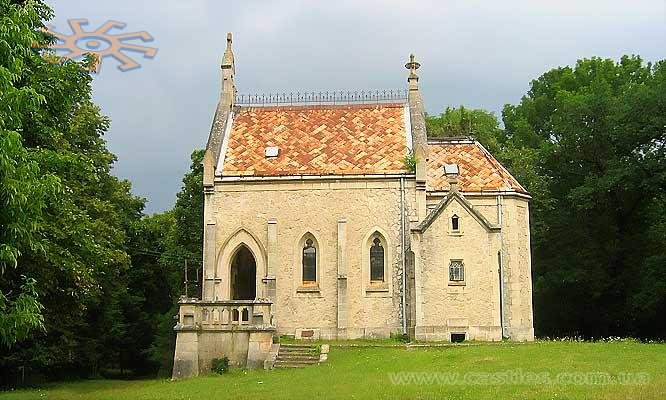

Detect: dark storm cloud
[48, 0, 665, 213]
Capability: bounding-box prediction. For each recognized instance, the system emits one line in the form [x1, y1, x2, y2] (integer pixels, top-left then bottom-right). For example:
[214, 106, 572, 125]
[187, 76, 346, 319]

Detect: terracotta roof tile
[221, 103, 410, 176]
[427, 139, 527, 193]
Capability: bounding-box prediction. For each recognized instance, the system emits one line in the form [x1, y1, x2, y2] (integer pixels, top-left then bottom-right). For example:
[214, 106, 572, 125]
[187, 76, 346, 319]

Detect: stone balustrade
[176, 298, 274, 331]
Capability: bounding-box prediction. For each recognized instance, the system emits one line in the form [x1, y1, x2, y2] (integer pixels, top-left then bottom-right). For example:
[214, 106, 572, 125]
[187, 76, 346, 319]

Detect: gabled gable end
[412, 191, 500, 233]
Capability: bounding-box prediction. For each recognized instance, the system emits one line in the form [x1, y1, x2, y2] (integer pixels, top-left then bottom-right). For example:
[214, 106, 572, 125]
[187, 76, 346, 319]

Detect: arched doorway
[230, 245, 256, 300]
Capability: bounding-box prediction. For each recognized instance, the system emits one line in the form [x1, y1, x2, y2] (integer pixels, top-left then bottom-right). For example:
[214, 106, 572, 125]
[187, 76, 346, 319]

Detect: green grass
[2, 341, 665, 400]
[279, 335, 408, 346]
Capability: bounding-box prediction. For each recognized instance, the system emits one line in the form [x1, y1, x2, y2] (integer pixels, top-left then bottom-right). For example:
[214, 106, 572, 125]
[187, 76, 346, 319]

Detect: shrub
[308, 344, 321, 356]
[390, 332, 410, 343]
[211, 357, 230, 374]
[403, 151, 417, 173]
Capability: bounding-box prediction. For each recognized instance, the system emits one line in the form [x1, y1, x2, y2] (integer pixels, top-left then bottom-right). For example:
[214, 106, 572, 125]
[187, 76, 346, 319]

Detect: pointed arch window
[302, 238, 317, 284]
[370, 236, 385, 282]
[451, 214, 460, 231]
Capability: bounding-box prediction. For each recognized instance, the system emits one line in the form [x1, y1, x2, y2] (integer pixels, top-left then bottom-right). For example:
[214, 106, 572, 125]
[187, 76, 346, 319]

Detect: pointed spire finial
[405, 53, 421, 82]
[221, 32, 234, 69]
[220, 32, 236, 105]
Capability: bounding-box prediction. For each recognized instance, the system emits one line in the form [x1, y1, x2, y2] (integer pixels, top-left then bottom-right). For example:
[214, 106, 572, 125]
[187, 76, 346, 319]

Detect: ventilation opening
[451, 333, 466, 343]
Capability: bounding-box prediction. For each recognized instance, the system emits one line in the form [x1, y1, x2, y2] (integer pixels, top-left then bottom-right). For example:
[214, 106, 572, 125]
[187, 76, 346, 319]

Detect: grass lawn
[1, 341, 664, 400]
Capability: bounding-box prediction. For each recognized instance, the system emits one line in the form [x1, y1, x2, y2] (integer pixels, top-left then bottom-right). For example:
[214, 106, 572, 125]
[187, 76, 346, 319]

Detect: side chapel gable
[413, 191, 500, 233]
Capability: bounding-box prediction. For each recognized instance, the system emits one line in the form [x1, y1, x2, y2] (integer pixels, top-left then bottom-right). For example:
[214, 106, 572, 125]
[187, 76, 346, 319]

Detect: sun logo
[45, 19, 158, 72]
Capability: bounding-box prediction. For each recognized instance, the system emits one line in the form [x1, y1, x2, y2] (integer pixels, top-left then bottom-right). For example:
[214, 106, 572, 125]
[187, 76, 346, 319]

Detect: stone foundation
[414, 325, 502, 342]
[172, 299, 275, 379]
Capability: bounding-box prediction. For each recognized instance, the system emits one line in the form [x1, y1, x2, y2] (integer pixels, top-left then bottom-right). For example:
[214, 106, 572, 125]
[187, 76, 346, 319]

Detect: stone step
[277, 354, 319, 361]
[275, 358, 319, 363]
[279, 344, 317, 349]
[273, 343, 321, 368]
[278, 349, 315, 354]
[280, 349, 319, 356]
[277, 351, 319, 357]
[274, 359, 319, 368]
[274, 363, 311, 368]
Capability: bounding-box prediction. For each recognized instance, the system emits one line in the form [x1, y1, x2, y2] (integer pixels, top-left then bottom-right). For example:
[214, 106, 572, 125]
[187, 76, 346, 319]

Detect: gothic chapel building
[172, 34, 534, 378]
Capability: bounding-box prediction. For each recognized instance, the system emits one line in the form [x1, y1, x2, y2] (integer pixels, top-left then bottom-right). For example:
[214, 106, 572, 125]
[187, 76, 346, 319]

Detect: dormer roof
[426, 137, 527, 194]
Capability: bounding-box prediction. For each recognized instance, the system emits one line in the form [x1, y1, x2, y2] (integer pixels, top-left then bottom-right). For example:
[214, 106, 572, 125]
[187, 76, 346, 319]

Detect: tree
[0, 0, 147, 383]
[146, 150, 204, 375]
[0, 2, 204, 378]
[426, 106, 502, 153]
[0, 0, 56, 348]
[161, 149, 204, 299]
[502, 56, 666, 339]
[121, 212, 175, 376]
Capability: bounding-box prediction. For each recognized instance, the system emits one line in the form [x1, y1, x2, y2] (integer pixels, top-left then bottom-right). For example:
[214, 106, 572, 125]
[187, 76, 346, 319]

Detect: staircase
[274, 343, 320, 368]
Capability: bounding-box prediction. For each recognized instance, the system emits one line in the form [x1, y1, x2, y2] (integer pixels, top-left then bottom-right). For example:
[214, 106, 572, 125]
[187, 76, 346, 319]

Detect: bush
[403, 151, 417, 173]
[308, 345, 321, 356]
[390, 332, 410, 343]
[211, 357, 230, 374]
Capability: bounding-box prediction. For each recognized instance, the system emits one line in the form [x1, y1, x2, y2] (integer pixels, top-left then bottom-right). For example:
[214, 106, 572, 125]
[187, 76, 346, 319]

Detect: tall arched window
[451, 214, 460, 231]
[302, 238, 317, 284]
[370, 236, 385, 282]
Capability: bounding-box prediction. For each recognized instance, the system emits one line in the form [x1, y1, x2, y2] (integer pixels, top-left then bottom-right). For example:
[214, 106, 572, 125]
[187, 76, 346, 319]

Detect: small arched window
[451, 214, 460, 231]
[370, 237, 385, 282]
[302, 238, 317, 284]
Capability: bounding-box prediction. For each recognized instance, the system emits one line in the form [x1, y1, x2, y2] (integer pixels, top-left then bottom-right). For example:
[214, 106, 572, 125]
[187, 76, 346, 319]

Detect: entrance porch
[172, 298, 275, 379]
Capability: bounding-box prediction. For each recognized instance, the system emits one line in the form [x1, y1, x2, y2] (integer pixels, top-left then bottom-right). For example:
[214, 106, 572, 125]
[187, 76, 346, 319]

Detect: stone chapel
[172, 34, 534, 378]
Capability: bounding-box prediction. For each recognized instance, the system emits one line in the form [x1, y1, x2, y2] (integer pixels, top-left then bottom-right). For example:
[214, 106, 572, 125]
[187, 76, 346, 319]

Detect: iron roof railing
[235, 89, 408, 106]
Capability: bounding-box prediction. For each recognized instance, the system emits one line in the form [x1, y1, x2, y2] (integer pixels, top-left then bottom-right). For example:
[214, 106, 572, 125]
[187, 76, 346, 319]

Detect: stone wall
[204, 177, 533, 342]
[412, 195, 502, 341]
[208, 178, 417, 339]
[414, 193, 534, 342]
[171, 301, 275, 378]
[500, 196, 535, 341]
[172, 328, 273, 378]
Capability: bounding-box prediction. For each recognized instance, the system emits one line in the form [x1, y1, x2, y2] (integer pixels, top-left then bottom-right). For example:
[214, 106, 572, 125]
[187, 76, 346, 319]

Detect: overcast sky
[47, 0, 665, 213]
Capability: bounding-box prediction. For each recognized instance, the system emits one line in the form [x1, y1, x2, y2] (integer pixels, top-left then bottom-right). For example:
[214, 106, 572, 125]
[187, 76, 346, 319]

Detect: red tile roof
[220, 103, 410, 176]
[426, 139, 526, 193]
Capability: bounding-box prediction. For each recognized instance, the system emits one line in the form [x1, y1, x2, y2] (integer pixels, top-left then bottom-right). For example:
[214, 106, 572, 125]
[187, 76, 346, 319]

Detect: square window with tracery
[449, 260, 464, 282]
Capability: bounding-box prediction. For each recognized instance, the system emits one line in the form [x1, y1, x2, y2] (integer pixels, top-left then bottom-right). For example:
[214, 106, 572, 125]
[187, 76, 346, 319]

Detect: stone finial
[221, 32, 234, 69]
[405, 53, 421, 83]
[405, 53, 428, 219]
[220, 32, 236, 105]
